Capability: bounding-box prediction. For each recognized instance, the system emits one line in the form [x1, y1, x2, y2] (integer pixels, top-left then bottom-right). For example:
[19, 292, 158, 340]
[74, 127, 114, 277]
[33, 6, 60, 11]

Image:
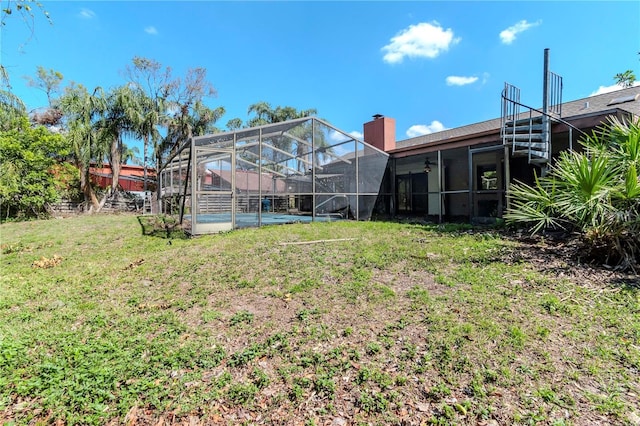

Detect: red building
[90, 164, 156, 193]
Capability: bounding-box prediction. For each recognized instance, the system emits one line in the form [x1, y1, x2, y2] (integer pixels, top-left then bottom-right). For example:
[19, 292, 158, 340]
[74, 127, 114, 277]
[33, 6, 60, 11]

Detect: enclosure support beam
[179, 148, 191, 225]
[355, 142, 359, 221]
[312, 120, 316, 222]
[258, 128, 263, 227]
[190, 138, 198, 231]
[232, 132, 237, 229]
[282, 131, 352, 165]
[438, 150, 443, 224]
[467, 146, 473, 221]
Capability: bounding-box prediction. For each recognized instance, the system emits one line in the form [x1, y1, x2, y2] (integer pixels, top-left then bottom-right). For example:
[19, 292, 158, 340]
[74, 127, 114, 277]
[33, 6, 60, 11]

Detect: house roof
[394, 85, 640, 151]
[90, 163, 156, 177]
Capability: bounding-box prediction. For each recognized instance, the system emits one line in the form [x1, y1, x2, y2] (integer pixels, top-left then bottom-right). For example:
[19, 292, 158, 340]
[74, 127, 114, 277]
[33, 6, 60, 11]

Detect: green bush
[0, 117, 69, 219]
[506, 117, 640, 271]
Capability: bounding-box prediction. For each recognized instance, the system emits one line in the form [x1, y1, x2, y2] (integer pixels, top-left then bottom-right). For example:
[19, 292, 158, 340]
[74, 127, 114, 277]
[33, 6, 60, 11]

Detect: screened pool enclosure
[159, 117, 389, 234]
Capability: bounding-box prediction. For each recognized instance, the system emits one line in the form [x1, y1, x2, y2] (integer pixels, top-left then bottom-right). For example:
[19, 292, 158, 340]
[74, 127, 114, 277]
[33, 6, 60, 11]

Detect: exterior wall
[374, 87, 640, 224]
[90, 164, 156, 192]
[377, 144, 510, 222]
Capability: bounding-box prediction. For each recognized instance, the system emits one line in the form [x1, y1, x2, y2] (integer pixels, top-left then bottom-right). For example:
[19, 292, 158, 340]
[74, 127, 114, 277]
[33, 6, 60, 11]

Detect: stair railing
[501, 95, 587, 163]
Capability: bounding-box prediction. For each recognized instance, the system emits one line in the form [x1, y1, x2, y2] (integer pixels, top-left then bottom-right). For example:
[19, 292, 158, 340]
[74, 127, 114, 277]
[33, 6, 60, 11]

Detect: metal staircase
[501, 88, 548, 165]
[501, 49, 563, 169]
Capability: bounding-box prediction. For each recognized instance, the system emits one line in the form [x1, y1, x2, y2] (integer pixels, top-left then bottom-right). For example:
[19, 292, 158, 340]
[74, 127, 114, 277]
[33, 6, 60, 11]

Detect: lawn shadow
[137, 214, 189, 240]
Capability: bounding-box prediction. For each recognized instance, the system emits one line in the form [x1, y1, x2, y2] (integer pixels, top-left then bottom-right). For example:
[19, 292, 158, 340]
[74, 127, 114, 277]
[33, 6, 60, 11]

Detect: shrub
[506, 117, 640, 271]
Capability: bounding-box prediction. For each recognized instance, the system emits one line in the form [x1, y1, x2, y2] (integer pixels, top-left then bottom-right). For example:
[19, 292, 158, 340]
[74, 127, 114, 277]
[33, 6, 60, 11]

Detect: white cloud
[329, 130, 348, 142]
[382, 21, 460, 64]
[499, 20, 541, 44]
[589, 82, 640, 96]
[329, 130, 363, 142]
[406, 121, 447, 138]
[78, 8, 96, 19]
[446, 75, 479, 86]
[349, 131, 363, 140]
[145, 26, 158, 35]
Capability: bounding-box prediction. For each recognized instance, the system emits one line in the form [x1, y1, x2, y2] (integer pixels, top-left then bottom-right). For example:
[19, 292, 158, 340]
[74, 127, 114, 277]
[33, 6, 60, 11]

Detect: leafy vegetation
[506, 117, 640, 272]
[0, 117, 69, 219]
[1, 216, 638, 424]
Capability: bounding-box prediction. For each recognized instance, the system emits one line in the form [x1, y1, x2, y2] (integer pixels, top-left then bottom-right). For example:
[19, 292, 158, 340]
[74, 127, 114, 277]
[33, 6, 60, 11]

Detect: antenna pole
[541, 48, 550, 175]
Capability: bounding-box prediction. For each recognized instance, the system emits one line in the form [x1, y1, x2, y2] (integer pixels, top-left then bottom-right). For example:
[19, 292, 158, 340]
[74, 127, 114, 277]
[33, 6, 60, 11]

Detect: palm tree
[243, 102, 322, 173]
[132, 90, 163, 197]
[99, 85, 139, 195]
[246, 101, 274, 127]
[122, 145, 140, 165]
[58, 84, 107, 212]
[0, 88, 26, 131]
[160, 100, 225, 161]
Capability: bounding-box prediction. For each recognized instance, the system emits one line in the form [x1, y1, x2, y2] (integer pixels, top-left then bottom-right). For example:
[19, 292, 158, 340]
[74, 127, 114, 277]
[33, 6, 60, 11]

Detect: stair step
[503, 124, 544, 132]
[507, 134, 543, 141]
[512, 141, 548, 150]
[512, 149, 549, 159]
[512, 150, 529, 157]
[530, 158, 548, 165]
[529, 149, 549, 158]
[505, 116, 543, 127]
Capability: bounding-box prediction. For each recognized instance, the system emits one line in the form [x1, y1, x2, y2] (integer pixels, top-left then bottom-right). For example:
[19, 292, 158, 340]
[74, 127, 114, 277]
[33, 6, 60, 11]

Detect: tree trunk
[143, 135, 148, 193]
[154, 150, 164, 214]
[79, 163, 100, 212]
[110, 136, 122, 195]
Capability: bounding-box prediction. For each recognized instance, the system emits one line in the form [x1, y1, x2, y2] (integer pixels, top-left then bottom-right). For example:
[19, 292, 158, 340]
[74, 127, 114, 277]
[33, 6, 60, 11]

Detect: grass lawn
[0, 214, 638, 425]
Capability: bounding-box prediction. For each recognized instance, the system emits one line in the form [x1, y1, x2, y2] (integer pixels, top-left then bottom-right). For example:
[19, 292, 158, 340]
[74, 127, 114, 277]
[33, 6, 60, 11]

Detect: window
[477, 165, 497, 190]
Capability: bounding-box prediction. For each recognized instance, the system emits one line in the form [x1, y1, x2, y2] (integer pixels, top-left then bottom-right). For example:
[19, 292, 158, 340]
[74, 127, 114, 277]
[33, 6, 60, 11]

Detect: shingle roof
[394, 85, 640, 150]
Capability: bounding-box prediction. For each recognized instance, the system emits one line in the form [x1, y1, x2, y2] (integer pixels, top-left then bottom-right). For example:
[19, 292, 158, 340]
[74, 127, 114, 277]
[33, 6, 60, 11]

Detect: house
[90, 163, 156, 194]
[157, 49, 639, 234]
[365, 84, 640, 223]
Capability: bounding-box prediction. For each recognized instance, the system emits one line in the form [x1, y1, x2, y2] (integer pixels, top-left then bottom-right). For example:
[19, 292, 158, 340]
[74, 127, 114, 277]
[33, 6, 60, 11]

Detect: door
[193, 147, 235, 234]
[396, 174, 428, 214]
[471, 148, 504, 219]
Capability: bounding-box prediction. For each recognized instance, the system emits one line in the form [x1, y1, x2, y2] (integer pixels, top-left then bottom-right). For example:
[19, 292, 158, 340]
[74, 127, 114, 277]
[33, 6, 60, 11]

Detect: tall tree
[25, 65, 63, 105]
[125, 57, 221, 210]
[0, 87, 26, 130]
[98, 85, 139, 195]
[226, 117, 244, 131]
[244, 102, 317, 128]
[124, 56, 172, 178]
[25, 66, 64, 127]
[162, 100, 225, 155]
[58, 84, 106, 211]
[235, 102, 322, 172]
[159, 67, 219, 160]
[131, 90, 163, 195]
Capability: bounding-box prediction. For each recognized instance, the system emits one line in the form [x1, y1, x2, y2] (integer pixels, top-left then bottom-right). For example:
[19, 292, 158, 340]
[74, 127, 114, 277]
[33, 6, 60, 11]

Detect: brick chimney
[363, 114, 396, 152]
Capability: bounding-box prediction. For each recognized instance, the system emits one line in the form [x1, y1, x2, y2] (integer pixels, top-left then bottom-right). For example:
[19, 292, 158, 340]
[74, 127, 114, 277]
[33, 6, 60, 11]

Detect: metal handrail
[316, 194, 348, 211]
[500, 95, 588, 137]
[315, 194, 351, 218]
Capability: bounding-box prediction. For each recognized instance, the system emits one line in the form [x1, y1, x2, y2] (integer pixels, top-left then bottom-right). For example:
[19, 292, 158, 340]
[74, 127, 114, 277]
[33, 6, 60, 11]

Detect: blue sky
[2, 1, 639, 148]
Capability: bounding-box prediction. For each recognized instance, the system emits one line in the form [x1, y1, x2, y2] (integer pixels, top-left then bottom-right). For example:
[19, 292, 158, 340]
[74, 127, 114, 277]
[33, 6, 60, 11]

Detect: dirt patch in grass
[504, 233, 639, 288]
